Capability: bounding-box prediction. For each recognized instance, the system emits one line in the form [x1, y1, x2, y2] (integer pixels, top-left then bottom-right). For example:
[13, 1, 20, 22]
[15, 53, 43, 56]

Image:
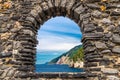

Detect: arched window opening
[36, 16, 84, 72]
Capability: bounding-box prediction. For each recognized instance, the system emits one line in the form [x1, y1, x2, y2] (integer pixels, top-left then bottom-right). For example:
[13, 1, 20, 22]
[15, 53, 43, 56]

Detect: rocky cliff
[49, 45, 84, 68]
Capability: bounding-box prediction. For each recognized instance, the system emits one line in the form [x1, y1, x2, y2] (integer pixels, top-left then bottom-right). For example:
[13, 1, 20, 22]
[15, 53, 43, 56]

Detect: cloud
[40, 29, 82, 39]
[37, 35, 82, 52]
[37, 16, 82, 53]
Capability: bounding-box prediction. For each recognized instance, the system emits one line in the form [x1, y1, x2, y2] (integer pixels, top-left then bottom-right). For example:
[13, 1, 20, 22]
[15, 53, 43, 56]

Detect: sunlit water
[36, 53, 84, 72]
[35, 64, 84, 72]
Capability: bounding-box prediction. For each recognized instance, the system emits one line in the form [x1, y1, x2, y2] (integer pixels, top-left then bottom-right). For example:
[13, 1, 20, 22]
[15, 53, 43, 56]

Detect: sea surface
[36, 53, 61, 64]
[36, 52, 84, 72]
[35, 64, 84, 72]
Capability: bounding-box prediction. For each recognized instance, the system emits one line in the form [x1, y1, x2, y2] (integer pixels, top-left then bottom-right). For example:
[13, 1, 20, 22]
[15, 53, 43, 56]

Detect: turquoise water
[35, 64, 84, 72]
[36, 53, 84, 72]
[36, 53, 61, 64]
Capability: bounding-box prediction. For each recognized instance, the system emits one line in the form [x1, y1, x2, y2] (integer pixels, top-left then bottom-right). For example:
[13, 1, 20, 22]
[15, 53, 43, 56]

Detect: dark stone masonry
[0, 0, 120, 80]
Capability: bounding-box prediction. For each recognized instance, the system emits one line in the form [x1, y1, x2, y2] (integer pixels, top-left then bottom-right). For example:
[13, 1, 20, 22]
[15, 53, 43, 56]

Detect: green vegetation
[70, 47, 84, 62]
[49, 45, 84, 64]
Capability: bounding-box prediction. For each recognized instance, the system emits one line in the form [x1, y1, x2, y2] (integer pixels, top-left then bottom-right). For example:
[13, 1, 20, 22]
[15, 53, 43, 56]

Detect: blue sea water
[35, 64, 84, 72]
[36, 52, 84, 72]
[36, 53, 61, 64]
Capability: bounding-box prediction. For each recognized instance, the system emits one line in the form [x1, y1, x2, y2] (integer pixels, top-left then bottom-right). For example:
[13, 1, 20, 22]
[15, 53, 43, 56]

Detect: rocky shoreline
[56, 56, 84, 68]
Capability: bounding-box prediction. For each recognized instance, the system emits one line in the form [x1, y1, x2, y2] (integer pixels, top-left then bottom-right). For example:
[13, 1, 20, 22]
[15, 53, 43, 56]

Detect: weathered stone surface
[101, 50, 111, 54]
[0, 65, 9, 70]
[101, 68, 119, 74]
[92, 10, 102, 18]
[0, 0, 120, 80]
[0, 52, 12, 58]
[0, 71, 4, 76]
[107, 76, 119, 80]
[95, 42, 107, 49]
[0, 28, 8, 33]
[83, 33, 103, 38]
[86, 4, 99, 9]
[101, 18, 112, 24]
[112, 34, 120, 44]
[112, 46, 120, 54]
[74, 5, 86, 20]
[84, 24, 96, 32]
[6, 69, 15, 77]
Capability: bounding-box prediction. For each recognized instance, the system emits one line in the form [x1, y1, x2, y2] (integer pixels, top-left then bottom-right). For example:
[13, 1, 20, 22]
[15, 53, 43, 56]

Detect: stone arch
[0, 0, 120, 79]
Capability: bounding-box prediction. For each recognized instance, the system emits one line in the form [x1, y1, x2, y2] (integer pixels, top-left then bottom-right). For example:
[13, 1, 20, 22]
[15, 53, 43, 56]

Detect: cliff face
[49, 45, 84, 68]
[56, 55, 84, 68]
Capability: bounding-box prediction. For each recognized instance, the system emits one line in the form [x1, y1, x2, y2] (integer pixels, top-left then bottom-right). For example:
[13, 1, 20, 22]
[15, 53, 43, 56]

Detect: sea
[35, 53, 84, 72]
[35, 64, 84, 72]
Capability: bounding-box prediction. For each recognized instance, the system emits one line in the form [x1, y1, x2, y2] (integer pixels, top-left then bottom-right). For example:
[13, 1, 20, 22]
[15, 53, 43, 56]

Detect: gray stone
[101, 18, 112, 24]
[107, 42, 116, 48]
[0, 65, 9, 70]
[0, 71, 3, 76]
[101, 68, 119, 74]
[87, 4, 99, 9]
[6, 69, 15, 77]
[111, 11, 120, 16]
[107, 76, 119, 80]
[74, 5, 85, 20]
[10, 28, 19, 33]
[112, 34, 120, 44]
[95, 42, 107, 49]
[41, 2, 49, 11]
[0, 28, 8, 33]
[92, 10, 102, 18]
[84, 24, 96, 32]
[101, 50, 111, 54]
[83, 33, 103, 38]
[55, 0, 61, 7]
[85, 0, 101, 3]
[26, 17, 36, 24]
[108, 25, 115, 31]
[60, 0, 67, 8]
[0, 52, 12, 58]
[112, 46, 120, 54]
[105, 33, 112, 38]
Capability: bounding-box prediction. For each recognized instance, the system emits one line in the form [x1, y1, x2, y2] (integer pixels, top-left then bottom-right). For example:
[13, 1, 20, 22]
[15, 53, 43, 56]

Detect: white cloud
[37, 16, 82, 53]
[37, 35, 82, 52]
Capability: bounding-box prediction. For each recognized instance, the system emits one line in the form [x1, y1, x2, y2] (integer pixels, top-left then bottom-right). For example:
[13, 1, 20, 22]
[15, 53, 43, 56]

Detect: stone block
[86, 4, 100, 9]
[101, 50, 111, 54]
[74, 5, 85, 20]
[83, 33, 103, 38]
[66, 0, 75, 15]
[95, 42, 107, 50]
[112, 34, 120, 44]
[6, 69, 15, 77]
[112, 46, 120, 54]
[85, 62, 98, 67]
[92, 10, 102, 18]
[0, 52, 12, 58]
[101, 18, 112, 24]
[107, 76, 119, 80]
[60, 0, 67, 8]
[55, 0, 61, 7]
[101, 68, 119, 74]
[111, 11, 120, 16]
[0, 71, 3, 76]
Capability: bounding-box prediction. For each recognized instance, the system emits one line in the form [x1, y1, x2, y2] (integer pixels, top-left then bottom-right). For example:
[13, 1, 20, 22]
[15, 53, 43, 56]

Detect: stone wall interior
[0, 0, 120, 80]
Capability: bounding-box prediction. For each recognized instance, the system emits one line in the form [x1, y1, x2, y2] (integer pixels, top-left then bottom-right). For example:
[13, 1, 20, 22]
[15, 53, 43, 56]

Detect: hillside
[49, 45, 84, 67]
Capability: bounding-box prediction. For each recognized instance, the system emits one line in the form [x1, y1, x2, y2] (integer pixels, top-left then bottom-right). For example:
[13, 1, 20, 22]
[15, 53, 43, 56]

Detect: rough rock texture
[56, 56, 84, 68]
[0, 0, 120, 80]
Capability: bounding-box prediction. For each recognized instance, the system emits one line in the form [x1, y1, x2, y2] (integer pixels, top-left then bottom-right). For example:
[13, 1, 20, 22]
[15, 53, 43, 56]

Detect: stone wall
[0, 0, 120, 80]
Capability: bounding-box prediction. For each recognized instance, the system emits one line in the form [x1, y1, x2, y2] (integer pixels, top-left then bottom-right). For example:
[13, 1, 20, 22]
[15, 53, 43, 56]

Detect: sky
[36, 16, 82, 64]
